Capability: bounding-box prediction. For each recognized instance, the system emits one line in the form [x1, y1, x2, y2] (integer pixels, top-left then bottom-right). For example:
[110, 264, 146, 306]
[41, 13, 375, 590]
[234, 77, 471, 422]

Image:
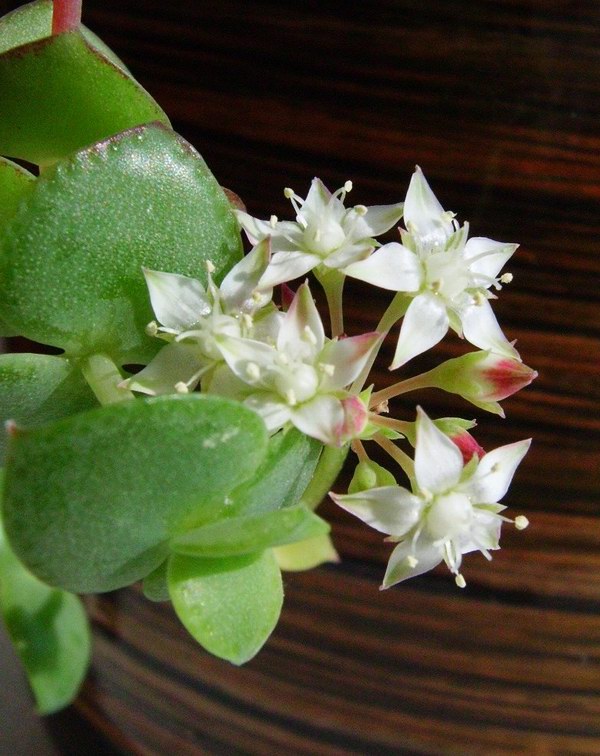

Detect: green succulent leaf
[2, 394, 268, 593]
[226, 428, 322, 519]
[0, 123, 243, 363]
[0, 477, 91, 714]
[0, 353, 98, 465]
[142, 560, 170, 603]
[0, 0, 168, 164]
[274, 533, 340, 572]
[0, 155, 34, 229]
[171, 504, 329, 558]
[168, 550, 283, 665]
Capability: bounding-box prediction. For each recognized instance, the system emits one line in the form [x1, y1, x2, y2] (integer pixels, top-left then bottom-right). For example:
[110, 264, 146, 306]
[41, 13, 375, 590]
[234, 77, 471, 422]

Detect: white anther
[319, 362, 335, 376]
[354, 204, 367, 216]
[246, 362, 261, 381]
[145, 320, 158, 337]
[269, 214, 278, 228]
[443, 210, 457, 222]
[344, 180, 353, 192]
[241, 313, 253, 330]
[205, 260, 216, 274]
[303, 325, 318, 345]
[175, 382, 189, 394]
[286, 389, 297, 406]
[406, 555, 419, 568]
[284, 187, 295, 199]
[500, 272, 513, 284]
[455, 573, 467, 588]
[514, 515, 529, 531]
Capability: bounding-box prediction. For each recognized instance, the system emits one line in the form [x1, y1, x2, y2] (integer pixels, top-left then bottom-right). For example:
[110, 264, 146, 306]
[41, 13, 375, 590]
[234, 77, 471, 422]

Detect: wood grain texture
[1, 0, 599, 753]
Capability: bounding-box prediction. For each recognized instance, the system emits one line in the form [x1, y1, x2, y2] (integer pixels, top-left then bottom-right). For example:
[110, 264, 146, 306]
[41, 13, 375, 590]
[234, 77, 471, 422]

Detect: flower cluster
[127, 167, 536, 588]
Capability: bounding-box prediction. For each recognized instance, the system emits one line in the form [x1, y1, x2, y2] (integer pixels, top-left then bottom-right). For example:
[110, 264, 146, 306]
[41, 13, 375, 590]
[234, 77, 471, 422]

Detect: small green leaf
[168, 550, 283, 665]
[0, 123, 243, 362]
[0, 353, 98, 464]
[348, 459, 397, 494]
[0, 155, 34, 229]
[171, 504, 329, 558]
[274, 533, 340, 572]
[0, 480, 91, 714]
[0, 1, 168, 164]
[142, 560, 170, 603]
[227, 428, 322, 518]
[2, 395, 268, 593]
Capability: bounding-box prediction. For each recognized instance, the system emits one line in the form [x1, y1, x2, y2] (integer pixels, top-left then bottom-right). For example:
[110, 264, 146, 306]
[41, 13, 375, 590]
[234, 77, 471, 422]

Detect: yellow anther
[175, 382, 189, 394]
[455, 573, 467, 588]
[354, 204, 367, 216]
[500, 272, 513, 284]
[145, 320, 158, 337]
[344, 180, 353, 192]
[284, 187, 295, 199]
[269, 214, 278, 227]
[514, 515, 529, 530]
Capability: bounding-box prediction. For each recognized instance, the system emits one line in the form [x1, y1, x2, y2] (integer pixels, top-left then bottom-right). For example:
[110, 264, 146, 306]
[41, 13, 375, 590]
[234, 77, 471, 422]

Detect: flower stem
[351, 438, 369, 462]
[52, 0, 82, 35]
[368, 414, 412, 435]
[373, 432, 415, 485]
[316, 268, 345, 338]
[81, 354, 135, 406]
[369, 371, 435, 408]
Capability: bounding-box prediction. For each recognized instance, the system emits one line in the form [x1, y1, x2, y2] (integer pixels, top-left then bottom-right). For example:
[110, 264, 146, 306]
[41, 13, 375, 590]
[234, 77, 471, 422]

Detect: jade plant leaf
[0, 123, 243, 363]
[0, 155, 34, 229]
[142, 560, 170, 603]
[170, 504, 329, 558]
[2, 394, 268, 593]
[168, 550, 283, 665]
[274, 533, 340, 572]
[0, 0, 169, 164]
[0, 353, 98, 464]
[0, 482, 91, 714]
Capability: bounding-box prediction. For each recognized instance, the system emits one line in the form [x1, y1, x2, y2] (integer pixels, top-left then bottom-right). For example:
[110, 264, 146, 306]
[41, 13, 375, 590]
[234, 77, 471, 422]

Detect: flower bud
[428, 350, 537, 415]
[450, 429, 485, 464]
[348, 459, 397, 494]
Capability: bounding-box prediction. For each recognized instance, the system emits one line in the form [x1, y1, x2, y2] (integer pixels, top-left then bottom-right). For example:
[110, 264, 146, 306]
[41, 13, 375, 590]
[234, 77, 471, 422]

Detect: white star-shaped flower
[331, 407, 530, 587]
[344, 167, 520, 367]
[236, 178, 404, 288]
[123, 239, 278, 395]
[214, 281, 381, 446]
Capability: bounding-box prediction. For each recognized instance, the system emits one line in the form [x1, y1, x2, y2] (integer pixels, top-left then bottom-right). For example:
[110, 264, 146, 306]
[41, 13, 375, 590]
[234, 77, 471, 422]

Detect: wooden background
[1, 0, 599, 753]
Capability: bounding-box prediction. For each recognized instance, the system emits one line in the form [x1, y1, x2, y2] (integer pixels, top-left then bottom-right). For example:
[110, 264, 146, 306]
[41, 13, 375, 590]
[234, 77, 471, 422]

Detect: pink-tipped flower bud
[428, 350, 537, 415]
[450, 430, 485, 464]
[335, 395, 368, 446]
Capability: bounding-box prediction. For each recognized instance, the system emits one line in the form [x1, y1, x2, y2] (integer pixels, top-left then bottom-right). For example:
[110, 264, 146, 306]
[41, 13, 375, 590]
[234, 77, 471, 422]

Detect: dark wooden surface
[1, 0, 600, 753]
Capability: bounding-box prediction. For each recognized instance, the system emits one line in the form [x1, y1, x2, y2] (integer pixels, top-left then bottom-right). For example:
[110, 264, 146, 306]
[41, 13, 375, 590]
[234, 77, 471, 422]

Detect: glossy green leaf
[0, 353, 98, 464]
[0, 478, 91, 714]
[227, 428, 323, 519]
[0, 1, 168, 164]
[171, 504, 329, 558]
[168, 550, 283, 665]
[2, 394, 268, 593]
[0, 123, 243, 363]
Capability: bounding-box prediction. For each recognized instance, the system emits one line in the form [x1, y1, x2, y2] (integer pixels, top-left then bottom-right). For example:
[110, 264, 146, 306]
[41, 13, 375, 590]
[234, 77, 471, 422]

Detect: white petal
[390, 293, 449, 368]
[460, 298, 520, 359]
[464, 237, 518, 282]
[277, 281, 324, 356]
[319, 332, 381, 390]
[125, 342, 206, 396]
[323, 241, 373, 269]
[203, 362, 250, 399]
[216, 335, 276, 389]
[234, 210, 274, 244]
[244, 393, 292, 433]
[258, 250, 321, 289]
[345, 242, 422, 292]
[382, 536, 442, 588]
[331, 486, 423, 537]
[403, 167, 453, 242]
[463, 439, 531, 504]
[288, 394, 345, 445]
[351, 202, 404, 237]
[415, 408, 463, 495]
[301, 178, 332, 219]
[143, 269, 209, 331]
[220, 238, 272, 312]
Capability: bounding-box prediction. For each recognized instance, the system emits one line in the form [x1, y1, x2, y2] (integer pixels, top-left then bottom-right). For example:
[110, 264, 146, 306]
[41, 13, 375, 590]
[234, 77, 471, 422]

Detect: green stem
[369, 371, 435, 408]
[81, 354, 135, 406]
[52, 0, 82, 35]
[299, 444, 350, 510]
[316, 268, 345, 338]
[373, 432, 415, 487]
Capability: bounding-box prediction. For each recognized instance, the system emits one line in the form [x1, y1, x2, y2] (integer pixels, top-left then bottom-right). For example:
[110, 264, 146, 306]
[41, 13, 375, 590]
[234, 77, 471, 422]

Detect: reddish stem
[52, 0, 82, 34]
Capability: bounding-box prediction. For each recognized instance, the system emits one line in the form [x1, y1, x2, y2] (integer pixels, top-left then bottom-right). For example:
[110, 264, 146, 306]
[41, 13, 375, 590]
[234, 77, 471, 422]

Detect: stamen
[406, 555, 419, 569]
[303, 325, 318, 345]
[251, 291, 263, 303]
[455, 573, 467, 588]
[283, 187, 295, 199]
[205, 260, 216, 274]
[514, 515, 529, 530]
[269, 214, 278, 228]
[286, 388, 297, 406]
[354, 204, 367, 216]
[246, 362, 261, 381]
[319, 362, 335, 376]
[473, 291, 486, 306]
[344, 180, 353, 193]
[241, 313, 253, 329]
[145, 320, 158, 337]
[500, 272, 513, 284]
[175, 382, 189, 394]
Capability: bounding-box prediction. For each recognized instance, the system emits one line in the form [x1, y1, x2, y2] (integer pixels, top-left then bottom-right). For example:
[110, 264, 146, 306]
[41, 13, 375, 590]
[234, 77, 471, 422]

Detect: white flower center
[424, 251, 471, 301]
[183, 314, 241, 360]
[303, 218, 346, 256]
[274, 362, 319, 405]
[426, 492, 473, 541]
